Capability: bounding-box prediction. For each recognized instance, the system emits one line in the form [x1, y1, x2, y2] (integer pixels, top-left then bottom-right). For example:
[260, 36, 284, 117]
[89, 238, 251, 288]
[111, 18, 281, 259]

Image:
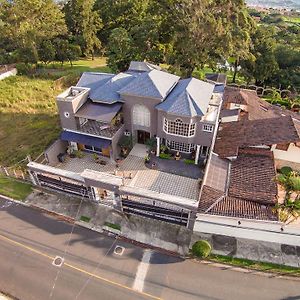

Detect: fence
[0, 155, 32, 182]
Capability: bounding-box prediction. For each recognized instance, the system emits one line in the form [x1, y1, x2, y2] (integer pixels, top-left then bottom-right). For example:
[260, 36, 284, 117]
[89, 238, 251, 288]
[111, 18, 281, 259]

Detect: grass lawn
[208, 254, 300, 276]
[0, 174, 32, 200]
[0, 57, 110, 166]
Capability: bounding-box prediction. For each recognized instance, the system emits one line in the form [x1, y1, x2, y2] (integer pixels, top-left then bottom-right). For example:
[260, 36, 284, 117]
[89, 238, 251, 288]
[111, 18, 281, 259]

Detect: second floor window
[132, 104, 150, 127]
[164, 118, 196, 137]
[203, 124, 214, 132]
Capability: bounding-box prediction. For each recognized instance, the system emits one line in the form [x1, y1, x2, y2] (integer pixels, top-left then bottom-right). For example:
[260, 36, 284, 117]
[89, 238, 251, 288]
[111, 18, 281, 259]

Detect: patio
[146, 154, 205, 179]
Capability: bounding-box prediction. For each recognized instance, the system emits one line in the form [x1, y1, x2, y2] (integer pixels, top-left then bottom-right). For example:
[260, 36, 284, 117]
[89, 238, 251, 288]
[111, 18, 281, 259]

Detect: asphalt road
[0, 197, 299, 300]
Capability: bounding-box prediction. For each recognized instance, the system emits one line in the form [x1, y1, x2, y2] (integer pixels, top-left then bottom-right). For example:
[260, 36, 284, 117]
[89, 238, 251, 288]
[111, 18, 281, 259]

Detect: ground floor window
[84, 145, 102, 154]
[201, 146, 209, 157]
[166, 140, 195, 153]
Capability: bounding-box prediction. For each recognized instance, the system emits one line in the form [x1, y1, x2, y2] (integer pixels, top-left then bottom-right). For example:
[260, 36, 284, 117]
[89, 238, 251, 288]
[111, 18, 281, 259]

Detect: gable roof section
[156, 78, 215, 117]
[128, 61, 162, 72]
[214, 116, 300, 158]
[76, 72, 114, 91]
[89, 72, 138, 104]
[119, 69, 180, 100]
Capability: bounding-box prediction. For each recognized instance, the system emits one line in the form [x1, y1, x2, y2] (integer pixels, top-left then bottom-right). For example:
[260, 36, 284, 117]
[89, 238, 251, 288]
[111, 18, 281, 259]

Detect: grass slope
[0, 174, 32, 200]
[0, 57, 110, 166]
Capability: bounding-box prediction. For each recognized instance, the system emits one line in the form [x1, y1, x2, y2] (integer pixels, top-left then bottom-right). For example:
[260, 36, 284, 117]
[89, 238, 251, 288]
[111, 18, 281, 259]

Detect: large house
[27, 62, 224, 228]
[55, 61, 222, 162]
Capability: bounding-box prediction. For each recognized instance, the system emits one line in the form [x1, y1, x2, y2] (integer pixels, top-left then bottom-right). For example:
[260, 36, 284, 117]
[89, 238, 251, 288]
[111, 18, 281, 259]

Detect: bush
[16, 63, 36, 75]
[290, 177, 300, 191]
[192, 240, 212, 258]
[104, 222, 121, 231]
[159, 153, 172, 159]
[280, 166, 293, 176]
[184, 159, 195, 165]
[80, 216, 91, 223]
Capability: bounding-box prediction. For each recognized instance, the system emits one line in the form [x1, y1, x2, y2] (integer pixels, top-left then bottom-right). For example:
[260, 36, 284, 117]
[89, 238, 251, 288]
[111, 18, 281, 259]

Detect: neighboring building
[197, 86, 300, 222]
[55, 61, 222, 162]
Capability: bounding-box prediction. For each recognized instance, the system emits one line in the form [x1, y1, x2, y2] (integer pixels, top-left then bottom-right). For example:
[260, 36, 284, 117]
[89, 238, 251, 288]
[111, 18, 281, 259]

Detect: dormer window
[163, 118, 195, 137]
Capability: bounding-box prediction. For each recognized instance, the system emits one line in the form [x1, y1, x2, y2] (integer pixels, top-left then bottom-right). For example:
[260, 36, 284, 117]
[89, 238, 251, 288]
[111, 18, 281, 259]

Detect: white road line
[132, 250, 153, 292]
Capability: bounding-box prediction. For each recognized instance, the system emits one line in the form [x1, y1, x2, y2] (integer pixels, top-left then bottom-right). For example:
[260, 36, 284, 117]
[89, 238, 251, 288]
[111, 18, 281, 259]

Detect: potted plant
[145, 137, 157, 155]
[144, 155, 150, 164]
[93, 153, 99, 163]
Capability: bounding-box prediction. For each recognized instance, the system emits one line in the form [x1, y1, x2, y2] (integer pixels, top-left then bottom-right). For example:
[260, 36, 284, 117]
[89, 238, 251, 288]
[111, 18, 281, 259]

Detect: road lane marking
[133, 250, 153, 292]
[0, 233, 161, 300]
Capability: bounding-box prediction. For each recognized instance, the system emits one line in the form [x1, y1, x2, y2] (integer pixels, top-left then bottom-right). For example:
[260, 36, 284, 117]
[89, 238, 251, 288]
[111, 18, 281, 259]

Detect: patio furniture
[57, 152, 67, 163]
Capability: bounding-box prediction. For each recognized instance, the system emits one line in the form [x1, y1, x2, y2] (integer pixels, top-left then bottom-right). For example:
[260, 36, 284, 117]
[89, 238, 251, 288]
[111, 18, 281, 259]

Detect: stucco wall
[121, 94, 160, 137]
[111, 125, 125, 160]
[192, 232, 300, 267]
[272, 144, 300, 168]
[57, 88, 89, 131]
[44, 139, 68, 166]
[156, 110, 214, 147]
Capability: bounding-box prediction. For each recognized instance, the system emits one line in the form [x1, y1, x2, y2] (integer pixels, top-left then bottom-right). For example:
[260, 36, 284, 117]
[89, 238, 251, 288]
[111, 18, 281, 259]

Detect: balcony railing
[79, 120, 123, 138]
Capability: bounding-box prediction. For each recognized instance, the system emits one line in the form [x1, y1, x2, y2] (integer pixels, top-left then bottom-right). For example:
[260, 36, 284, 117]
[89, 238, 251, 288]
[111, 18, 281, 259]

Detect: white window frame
[84, 145, 102, 154]
[203, 124, 214, 133]
[163, 118, 196, 137]
[166, 140, 195, 154]
[79, 117, 87, 126]
[132, 104, 151, 127]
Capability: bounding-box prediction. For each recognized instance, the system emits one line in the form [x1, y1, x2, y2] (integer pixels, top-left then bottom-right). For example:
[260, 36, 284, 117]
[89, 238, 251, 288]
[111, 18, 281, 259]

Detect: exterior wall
[0, 68, 17, 80]
[221, 115, 239, 123]
[272, 144, 300, 170]
[44, 139, 68, 166]
[111, 125, 125, 159]
[121, 94, 160, 138]
[156, 110, 214, 147]
[56, 88, 89, 131]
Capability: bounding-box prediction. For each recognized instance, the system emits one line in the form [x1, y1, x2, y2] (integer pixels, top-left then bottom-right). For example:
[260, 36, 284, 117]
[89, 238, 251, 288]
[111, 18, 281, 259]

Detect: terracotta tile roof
[228, 148, 277, 205]
[223, 87, 300, 121]
[199, 186, 277, 221]
[214, 116, 300, 158]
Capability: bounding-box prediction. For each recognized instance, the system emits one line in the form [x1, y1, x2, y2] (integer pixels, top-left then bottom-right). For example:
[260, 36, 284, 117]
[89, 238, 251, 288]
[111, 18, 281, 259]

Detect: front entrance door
[137, 130, 150, 144]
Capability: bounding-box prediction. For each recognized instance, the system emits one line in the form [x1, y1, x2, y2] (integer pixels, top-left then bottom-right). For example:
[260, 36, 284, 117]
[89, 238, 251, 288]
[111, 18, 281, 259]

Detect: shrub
[159, 153, 172, 159]
[184, 159, 195, 165]
[16, 63, 36, 75]
[280, 166, 293, 176]
[74, 150, 84, 158]
[80, 216, 91, 223]
[290, 176, 300, 191]
[192, 240, 212, 258]
[104, 222, 121, 231]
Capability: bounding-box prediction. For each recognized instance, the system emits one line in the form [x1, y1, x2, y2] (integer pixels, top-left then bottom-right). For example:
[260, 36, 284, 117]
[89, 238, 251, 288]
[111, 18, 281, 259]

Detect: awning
[61, 131, 111, 148]
[75, 100, 122, 123]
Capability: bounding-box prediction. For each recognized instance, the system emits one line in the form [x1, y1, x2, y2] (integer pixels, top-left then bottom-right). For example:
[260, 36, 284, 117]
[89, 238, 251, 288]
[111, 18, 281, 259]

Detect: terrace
[79, 119, 123, 139]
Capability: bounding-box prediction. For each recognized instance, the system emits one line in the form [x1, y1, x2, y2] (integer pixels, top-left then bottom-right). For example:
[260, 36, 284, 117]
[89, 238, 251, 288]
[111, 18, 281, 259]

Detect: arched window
[132, 104, 150, 127]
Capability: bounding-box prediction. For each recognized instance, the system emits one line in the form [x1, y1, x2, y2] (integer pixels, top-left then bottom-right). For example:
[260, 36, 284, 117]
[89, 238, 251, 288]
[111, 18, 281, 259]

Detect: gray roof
[128, 61, 162, 73]
[156, 78, 215, 117]
[205, 73, 227, 84]
[89, 72, 138, 104]
[76, 72, 114, 90]
[74, 100, 122, 122]
[119, 69, 180, 100]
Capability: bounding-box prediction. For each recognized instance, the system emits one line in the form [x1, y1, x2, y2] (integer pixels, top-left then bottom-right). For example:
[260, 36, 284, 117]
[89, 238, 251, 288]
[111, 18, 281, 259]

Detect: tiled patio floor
[55, 151, 200, 200]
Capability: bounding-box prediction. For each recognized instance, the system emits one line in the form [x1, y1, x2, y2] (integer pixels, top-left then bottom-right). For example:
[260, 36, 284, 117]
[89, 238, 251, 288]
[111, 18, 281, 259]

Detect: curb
[1, 193, 300, 280]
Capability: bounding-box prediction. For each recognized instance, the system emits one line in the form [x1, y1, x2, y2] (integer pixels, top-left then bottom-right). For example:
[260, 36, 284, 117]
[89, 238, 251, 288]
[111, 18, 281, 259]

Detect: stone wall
[191, 232, 300, 267]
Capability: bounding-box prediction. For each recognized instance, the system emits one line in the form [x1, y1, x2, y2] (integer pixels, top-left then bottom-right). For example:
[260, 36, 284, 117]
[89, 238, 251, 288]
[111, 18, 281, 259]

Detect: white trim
[202, 124, 214, 132]
[163, 118, 196, 137]
[62, 128, 112, 141]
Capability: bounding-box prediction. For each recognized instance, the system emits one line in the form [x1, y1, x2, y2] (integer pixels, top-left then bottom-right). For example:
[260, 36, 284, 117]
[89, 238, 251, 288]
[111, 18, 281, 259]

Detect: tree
[38, 40, 56, 65]
[167, 0, 254, 77]
[64, 0, 102, 58]
[15, 45, 39, 64]
[0, 0, 67, 51]
[240, 26, 279, 86]
[54, 39, 81, 66]
[107, 28, 135, 72]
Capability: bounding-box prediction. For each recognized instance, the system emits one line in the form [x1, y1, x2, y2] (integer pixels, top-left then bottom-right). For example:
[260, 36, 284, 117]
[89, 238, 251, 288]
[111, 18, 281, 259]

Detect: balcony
[79, 120, 123, 139]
